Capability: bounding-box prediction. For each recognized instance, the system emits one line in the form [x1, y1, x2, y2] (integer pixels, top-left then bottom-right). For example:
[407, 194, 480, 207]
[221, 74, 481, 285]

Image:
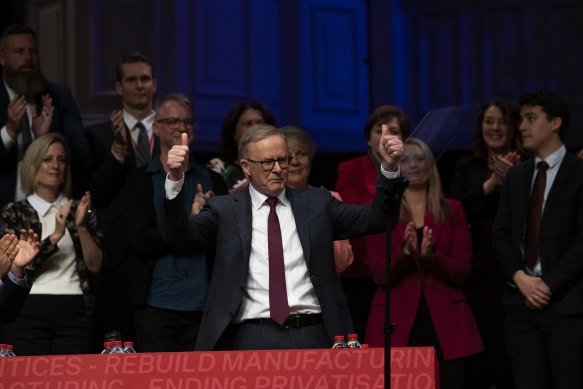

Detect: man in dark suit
[0, 230, 39, 322]
[0, 24, 90, 209]
[86, 52, 158, 341]
[493, 91, 583, 389]
[159, 123, 403, 350]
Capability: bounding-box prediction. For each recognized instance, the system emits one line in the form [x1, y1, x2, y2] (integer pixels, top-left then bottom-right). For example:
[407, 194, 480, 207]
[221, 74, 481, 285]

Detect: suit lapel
[515, 160, 535, 226]
[542, 153, 574, 223]
[233, 192, 253, 273]
[0, 84, 9, 124]
[287, 189, 311, 265]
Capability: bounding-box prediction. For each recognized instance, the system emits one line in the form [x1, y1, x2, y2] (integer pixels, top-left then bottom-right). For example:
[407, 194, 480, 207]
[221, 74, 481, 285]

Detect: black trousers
[134, 305, 202, 352]
[408, 296, 468, 389]
[0, 294, 96, 355]
[505, 305, 583, 389]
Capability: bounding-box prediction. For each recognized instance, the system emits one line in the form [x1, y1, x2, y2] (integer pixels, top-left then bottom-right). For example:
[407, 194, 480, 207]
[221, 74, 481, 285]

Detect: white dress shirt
[526, 145, 566, 276]
[164, 161, 399, 320]
[27, 193, 81, 295]
[111, 110, 155, 162]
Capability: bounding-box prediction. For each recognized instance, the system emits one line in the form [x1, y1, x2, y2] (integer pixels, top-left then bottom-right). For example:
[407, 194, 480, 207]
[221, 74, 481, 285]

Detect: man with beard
[0, 24, 90, 208]
[86, 52, 158, 343]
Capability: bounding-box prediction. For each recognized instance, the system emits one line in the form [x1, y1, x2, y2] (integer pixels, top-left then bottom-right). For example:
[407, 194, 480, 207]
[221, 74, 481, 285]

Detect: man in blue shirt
[122, 93, 227, 351]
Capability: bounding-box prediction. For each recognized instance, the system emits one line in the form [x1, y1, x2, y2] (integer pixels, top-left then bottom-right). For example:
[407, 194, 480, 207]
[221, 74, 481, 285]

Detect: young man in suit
[159, 123, 403, 351]
[86, 52, 157, 342]
[493, 91, 583, 388]
[0, 24, 90, 208]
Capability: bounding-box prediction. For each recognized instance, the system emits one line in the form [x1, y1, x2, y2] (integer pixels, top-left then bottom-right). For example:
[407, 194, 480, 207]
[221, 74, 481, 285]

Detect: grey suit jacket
[159, 179, 393, 350]
[493, 152, 583, 315]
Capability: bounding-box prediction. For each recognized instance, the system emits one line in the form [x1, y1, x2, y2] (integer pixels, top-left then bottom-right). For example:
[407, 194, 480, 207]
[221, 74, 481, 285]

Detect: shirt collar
[535, 144, 566, 170]
[123, 110, 155, 132]
[248, 184, 289, 211]
[27, 193, 69, 217]
[3, 80, 17, 101]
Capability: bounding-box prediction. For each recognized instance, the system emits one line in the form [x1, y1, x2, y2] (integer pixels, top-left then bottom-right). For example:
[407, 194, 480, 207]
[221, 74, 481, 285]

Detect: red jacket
[336, 155, 384, 278]
[365, 199, 483, 360]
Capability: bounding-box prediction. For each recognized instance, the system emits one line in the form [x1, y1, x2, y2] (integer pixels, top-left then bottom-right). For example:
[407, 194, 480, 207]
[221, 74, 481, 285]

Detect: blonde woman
[0, 133, 103, 355]
[366, 138, 482, 389]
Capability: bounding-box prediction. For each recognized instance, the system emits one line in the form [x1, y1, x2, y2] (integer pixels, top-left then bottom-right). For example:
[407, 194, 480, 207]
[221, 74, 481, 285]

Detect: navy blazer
[0, 276, 30, 322]
[159, 178, 392, 351]
[0, 82, 90, 208]
[86, 120, 160, 269]
[493, 152, 583, 315]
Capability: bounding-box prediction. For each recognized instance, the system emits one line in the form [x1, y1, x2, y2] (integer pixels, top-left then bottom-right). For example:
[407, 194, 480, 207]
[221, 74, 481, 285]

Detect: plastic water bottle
[0, 344, 15, 357]
[331, 335, 348, 348]
[122, 341, 136, 353]
[109, 340, 125, 354]
[5, 344, 16, 357]
[346, 333, 362, 348]
[100, 341, 113, 354]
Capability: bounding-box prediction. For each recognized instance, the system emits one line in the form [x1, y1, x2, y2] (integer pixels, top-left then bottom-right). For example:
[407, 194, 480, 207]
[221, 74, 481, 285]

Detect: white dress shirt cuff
[165, 173, 185, 199]
[1, 126, 17, 148]
[380, 164, 400, 179]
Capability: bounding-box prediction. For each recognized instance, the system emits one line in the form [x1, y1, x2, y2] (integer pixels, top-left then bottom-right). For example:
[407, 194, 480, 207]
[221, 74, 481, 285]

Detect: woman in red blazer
[366, 138, 483, 389]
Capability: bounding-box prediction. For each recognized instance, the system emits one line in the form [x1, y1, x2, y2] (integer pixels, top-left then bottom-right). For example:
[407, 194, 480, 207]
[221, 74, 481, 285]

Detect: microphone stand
[383, 177, 408, 389]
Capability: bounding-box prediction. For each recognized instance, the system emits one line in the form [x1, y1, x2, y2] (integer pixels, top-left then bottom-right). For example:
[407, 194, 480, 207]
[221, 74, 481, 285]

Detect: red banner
[0, 347, 436, 389]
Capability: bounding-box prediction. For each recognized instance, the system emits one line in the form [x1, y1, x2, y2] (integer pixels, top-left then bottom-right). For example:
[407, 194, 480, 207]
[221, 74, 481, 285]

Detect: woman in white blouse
[0, 132, 103, 355]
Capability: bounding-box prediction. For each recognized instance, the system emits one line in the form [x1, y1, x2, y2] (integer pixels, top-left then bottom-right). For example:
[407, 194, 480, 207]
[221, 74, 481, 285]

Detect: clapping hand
[191, 184, 215, 215]
[12, 229, 41, 277]
[403, 222, 433, 259]
[51, 200, 73, 244]
[31, 95, 54, 137]
[491, 151, 520, 181]
[5, 96, 27, 140]
[419, 225, 433, 258]
[75, 192, 93, 228]
[111, 110, 128, 158]
[0, 234, 19, 277]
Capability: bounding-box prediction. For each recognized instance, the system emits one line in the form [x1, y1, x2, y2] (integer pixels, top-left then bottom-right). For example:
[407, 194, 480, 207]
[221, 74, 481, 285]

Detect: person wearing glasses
[158, 123, 403, 351]
[85, 52, 158, 343]
[121, 93, 227, 351]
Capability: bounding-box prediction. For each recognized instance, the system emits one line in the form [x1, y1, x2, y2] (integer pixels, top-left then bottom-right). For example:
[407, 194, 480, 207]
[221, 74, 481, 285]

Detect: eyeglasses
[246, 157, 292, 171]
[156, 117, 196, 127]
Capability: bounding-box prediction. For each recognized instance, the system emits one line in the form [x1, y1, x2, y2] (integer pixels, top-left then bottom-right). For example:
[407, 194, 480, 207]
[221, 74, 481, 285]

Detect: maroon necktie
[524, 161, 549, 269]
[266, 197, 289, 325]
